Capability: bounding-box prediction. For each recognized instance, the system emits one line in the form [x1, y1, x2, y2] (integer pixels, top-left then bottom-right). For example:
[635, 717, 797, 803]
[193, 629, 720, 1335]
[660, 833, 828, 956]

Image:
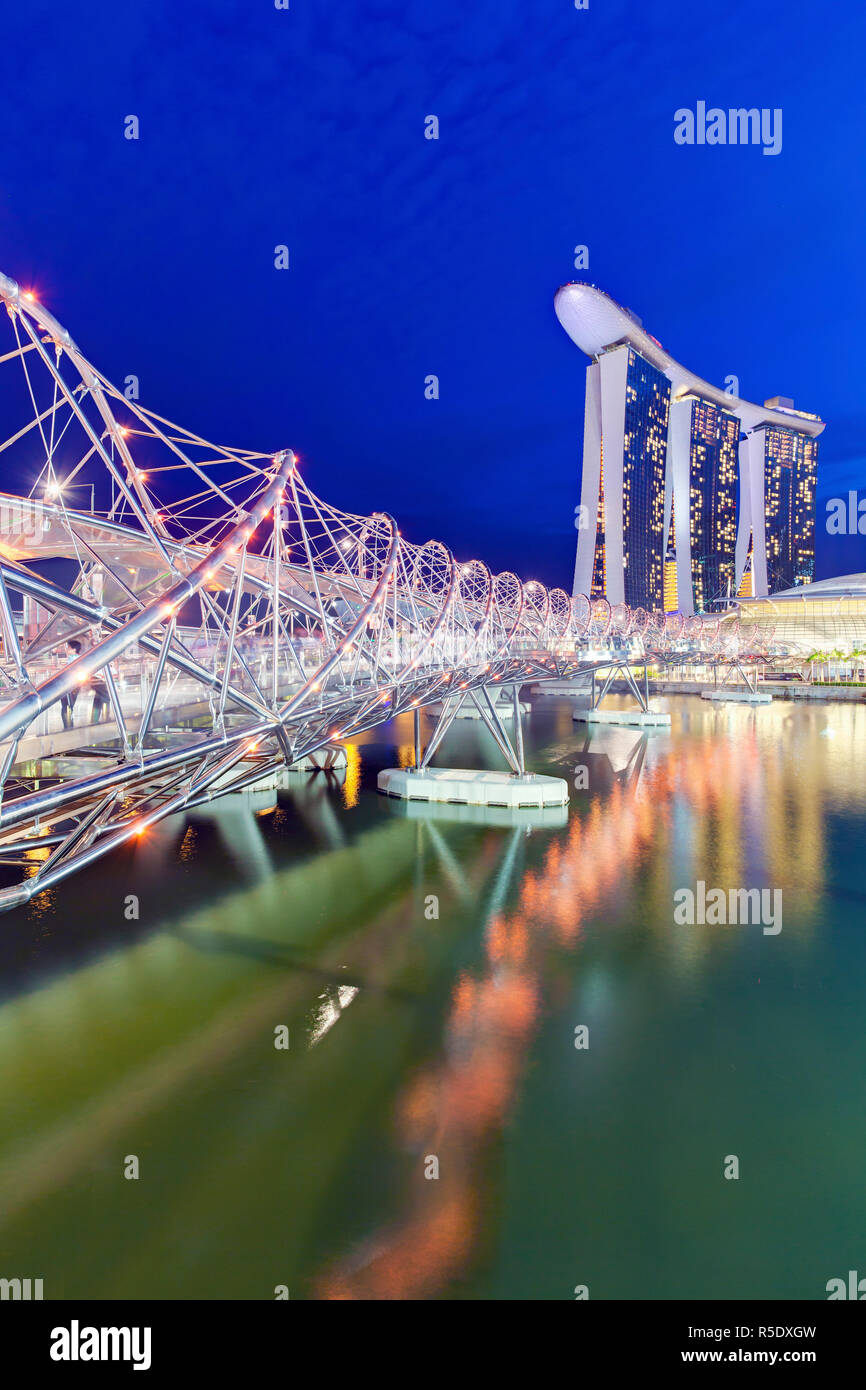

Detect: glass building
[763, 426, 818, 590]
[738, 419, 820, 596]
[574, 343, 670, 608]
[734, 573, 866, 654]
[591, 442, 606, 597]
[622, 348, 670, 608]
[559, 282, 824, 609]
[667, 396, 740, 613]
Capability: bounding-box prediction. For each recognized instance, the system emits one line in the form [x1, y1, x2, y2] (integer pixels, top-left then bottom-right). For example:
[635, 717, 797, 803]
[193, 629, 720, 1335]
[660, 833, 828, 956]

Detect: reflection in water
[317, 703, 840, 1298]
[342, 742, 362, 810]
[0, 696, 863, 1299]
[310, 985, 360, 1047]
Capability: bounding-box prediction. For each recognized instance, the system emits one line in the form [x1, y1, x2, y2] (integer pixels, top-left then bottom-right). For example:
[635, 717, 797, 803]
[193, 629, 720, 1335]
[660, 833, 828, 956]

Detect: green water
[1, 696, 864, 1300]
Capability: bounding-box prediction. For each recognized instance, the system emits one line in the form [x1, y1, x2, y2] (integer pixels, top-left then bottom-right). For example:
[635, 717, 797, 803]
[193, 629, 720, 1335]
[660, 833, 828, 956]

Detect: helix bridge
[0, 273, 778, 910]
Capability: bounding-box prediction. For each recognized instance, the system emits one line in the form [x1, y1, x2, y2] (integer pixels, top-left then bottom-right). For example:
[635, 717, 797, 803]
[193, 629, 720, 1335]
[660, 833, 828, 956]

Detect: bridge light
[23, 290, 35, 301]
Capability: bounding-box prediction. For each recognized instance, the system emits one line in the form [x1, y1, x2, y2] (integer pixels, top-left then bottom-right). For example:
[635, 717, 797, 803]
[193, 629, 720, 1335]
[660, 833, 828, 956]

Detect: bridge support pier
[378, 766, 568, 810]
[379, 681, 568, 811]
[700, 661, 773, 704]
[571, 662, 671, 728]
[512, 683, 525, 775]
[573, 706, 671, 727]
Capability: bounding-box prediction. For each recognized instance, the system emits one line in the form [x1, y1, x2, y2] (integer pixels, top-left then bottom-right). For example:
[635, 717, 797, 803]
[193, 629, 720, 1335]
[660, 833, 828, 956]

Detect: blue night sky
[2, 0, 865, 587]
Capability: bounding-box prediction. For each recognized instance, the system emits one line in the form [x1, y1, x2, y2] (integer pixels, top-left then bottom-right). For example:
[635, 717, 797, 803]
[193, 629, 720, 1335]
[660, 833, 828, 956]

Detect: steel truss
[0, 273, 783, 910]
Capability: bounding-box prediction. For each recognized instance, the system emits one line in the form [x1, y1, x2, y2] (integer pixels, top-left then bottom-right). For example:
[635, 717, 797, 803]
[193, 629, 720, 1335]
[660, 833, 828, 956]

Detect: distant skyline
[1, 0, 864, 586]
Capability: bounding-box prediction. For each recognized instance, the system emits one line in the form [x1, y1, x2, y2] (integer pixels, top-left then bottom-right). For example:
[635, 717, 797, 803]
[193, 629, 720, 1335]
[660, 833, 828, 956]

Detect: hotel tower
[554, 283, 824, 612]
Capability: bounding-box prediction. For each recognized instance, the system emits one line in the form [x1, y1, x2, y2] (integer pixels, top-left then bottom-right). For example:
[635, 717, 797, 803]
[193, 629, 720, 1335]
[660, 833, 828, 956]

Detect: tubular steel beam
[0, 269, 761, 910]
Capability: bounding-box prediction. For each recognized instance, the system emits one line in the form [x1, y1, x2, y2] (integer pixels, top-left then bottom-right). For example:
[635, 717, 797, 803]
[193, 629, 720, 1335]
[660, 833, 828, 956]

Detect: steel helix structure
[0, 274, 770, 908]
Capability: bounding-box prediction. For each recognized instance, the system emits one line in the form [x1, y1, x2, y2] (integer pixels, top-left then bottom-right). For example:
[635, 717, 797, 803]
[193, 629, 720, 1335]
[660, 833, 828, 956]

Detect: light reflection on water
[0, 696, 864, 1299]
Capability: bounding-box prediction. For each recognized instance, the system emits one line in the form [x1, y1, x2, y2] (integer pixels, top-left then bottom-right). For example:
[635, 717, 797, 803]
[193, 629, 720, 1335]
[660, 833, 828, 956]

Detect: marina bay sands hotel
[555, 283, 824, 614]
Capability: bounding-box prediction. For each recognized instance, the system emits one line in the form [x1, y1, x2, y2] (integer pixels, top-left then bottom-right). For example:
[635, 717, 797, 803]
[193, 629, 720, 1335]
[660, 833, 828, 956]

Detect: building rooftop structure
[554, 282, 825, 438]
[758, 574, 866, 601]
[736, 573, 866, 653]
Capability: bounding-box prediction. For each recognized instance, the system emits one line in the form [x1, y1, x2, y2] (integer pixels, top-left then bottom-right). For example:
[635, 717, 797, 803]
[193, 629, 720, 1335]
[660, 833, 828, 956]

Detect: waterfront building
[734, 573, 866, 654]
[577, 345, 670, 606]
[663, 544, 678, 614]
[737, 410, 820, 594]
[737, 551, 755, 599]
[667, 396, 739, 612]
[555, 283, 824, 608]
[623, 348, 670, 607]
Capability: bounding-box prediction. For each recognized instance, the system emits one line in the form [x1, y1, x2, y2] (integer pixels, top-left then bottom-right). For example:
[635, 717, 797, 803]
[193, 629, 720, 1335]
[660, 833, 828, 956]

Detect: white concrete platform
[207, 744, 347, 797]
[240, 761, 347, 792]
[572, 707, 671, 727]
[387, 798, 569, 828]
[378, 767, 569, 808]
[188, 786, 277, 819]
[530, 681, 593, 698]
[700, 690, 772, 705]
[280, 763, 346, 787]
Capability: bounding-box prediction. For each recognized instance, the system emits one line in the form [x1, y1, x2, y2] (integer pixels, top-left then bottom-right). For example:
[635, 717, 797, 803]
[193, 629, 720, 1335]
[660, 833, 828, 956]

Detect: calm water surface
[1, 695, 864, 1299]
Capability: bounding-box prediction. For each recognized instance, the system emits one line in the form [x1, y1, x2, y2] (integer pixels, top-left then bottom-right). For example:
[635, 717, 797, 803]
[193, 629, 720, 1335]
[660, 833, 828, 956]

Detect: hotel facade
[555, 283, 824, 613]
